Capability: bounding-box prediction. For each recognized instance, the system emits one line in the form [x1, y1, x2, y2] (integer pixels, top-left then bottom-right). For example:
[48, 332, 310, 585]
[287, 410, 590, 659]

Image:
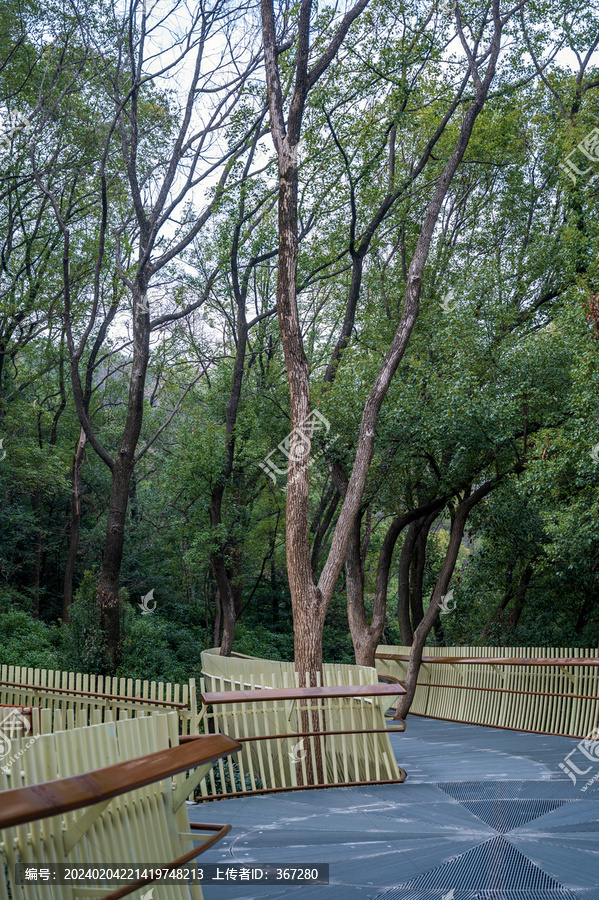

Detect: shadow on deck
[189, 717, 599, 900]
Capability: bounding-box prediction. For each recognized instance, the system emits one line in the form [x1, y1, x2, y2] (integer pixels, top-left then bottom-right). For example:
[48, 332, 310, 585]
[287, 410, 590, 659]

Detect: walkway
[189, 717, 599, 900]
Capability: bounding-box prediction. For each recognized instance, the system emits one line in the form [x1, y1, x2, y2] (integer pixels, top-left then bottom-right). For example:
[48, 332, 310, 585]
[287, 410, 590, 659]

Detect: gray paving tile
[512, 799, 599, 834]
[437, 780, 587, 800]
[191, 717, 599, 899]
[360, 802, 496, 836]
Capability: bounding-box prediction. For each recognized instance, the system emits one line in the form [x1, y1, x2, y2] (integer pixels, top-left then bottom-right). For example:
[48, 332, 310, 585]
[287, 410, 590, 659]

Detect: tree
[262, 0, 516, 679]
[205, 129, 280, 655]
[33, 0, 262, 667]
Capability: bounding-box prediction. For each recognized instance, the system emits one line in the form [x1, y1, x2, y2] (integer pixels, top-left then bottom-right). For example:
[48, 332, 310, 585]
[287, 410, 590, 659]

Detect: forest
[1, 0, 599, 699]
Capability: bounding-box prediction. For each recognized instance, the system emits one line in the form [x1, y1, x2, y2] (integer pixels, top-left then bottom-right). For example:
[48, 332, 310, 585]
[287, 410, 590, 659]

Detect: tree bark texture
[409, 512, 437, 632]
[62, 427, 87, 623]
[261, 0, 508, 704]
[397, 521, 419, 644]
[96, 279, 150, 670]
[349, 502, 446, 665]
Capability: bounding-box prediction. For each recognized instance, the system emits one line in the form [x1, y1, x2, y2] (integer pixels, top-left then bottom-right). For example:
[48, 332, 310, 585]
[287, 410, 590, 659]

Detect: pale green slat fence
[198, 648, 403, 797]
[0, 664, 199, 734]
[0, 712, 212, 900]
[0, 656, 405, 799]
[375, 645, 599, 738]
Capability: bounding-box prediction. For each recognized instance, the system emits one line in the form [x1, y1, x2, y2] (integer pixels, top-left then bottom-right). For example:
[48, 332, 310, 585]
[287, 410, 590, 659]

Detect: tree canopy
[0, 0, 598, 690]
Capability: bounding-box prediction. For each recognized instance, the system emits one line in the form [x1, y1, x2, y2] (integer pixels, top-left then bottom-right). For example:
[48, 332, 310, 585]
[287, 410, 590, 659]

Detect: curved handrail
[100, 823, 232, 900]
[376, 654, 599, 667]
[0, 733, 241, 830]
[0, 678, 188, 707]
[200, 683, 405, 705]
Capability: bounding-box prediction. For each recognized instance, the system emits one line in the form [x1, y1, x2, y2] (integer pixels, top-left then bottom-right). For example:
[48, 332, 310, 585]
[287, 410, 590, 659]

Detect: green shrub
[232, 623, 294, 661]
[60, 571, 109, 673]
[117, 614, 184, 683]
[0, 608, 60, 669]
[196, 759, 261, 798]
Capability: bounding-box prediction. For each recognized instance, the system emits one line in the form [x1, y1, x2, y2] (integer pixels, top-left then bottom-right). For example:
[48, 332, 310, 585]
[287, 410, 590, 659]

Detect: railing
[0, 711, 240, 900]
[0, 657, 409, 801]
[375, 645, 599, 738]
[198, 649, 405, 797]
[0, 702, 42, 738]
[0, 663, 199, 733]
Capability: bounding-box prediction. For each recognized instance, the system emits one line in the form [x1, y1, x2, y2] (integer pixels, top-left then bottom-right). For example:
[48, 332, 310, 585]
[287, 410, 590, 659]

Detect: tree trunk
[95, 280, 150, 671]
[128, 470, 138, 520]
[346, 511, 383, 666]
[209, 483, 244, 656]
[277, 147, 317, 679]
[261, 0, 508, 726]
[575, 555, 599, 634]
[398, 521, 418, 644]
[409, 513, 436, 630]
[508, 563, 534, 628]
[210, 535, 238, 657]
[31, 488, 42, 618]
[395, 479, 501, 719]
[208, 214, 251, 654]
[63, 427, 87, 623]
[310, 485, 340, 576]
[432, 613, 445, 644]
[481, 559, 515, 637]
[349, 503, 445, 665]
[396, 500, 471, 717]
[261, 0, 370, 687]
[97, 459, 134, 670]
[271, 558, 279, 626]
[213, 584, 222, 648]
[51, 3, 252, 672]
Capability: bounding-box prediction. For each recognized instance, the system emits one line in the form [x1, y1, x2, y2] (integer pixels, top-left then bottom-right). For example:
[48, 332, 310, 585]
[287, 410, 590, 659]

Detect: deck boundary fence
[0, 712, 237, 900]
[0, 657, 406, 800]
[0, 664, 199, 734]
[375, 645, 599, 738]
[197, 648, 404, 797]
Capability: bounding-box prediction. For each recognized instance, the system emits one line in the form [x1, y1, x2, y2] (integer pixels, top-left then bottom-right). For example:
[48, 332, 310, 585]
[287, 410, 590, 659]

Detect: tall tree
[262, 0, 515, 679]
[33, 0, 262, 667]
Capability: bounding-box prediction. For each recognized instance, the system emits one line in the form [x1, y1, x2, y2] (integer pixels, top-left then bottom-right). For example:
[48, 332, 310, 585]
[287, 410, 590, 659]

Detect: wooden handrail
[200, 683, 406, 705]
[376, 654, 599, 667]
[100, 823, 232, 900]
[0, 733, 241, 830]
[406, 681, 599, 701]
[182, 724, 407, 743]
[0, 679, 188, 707]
